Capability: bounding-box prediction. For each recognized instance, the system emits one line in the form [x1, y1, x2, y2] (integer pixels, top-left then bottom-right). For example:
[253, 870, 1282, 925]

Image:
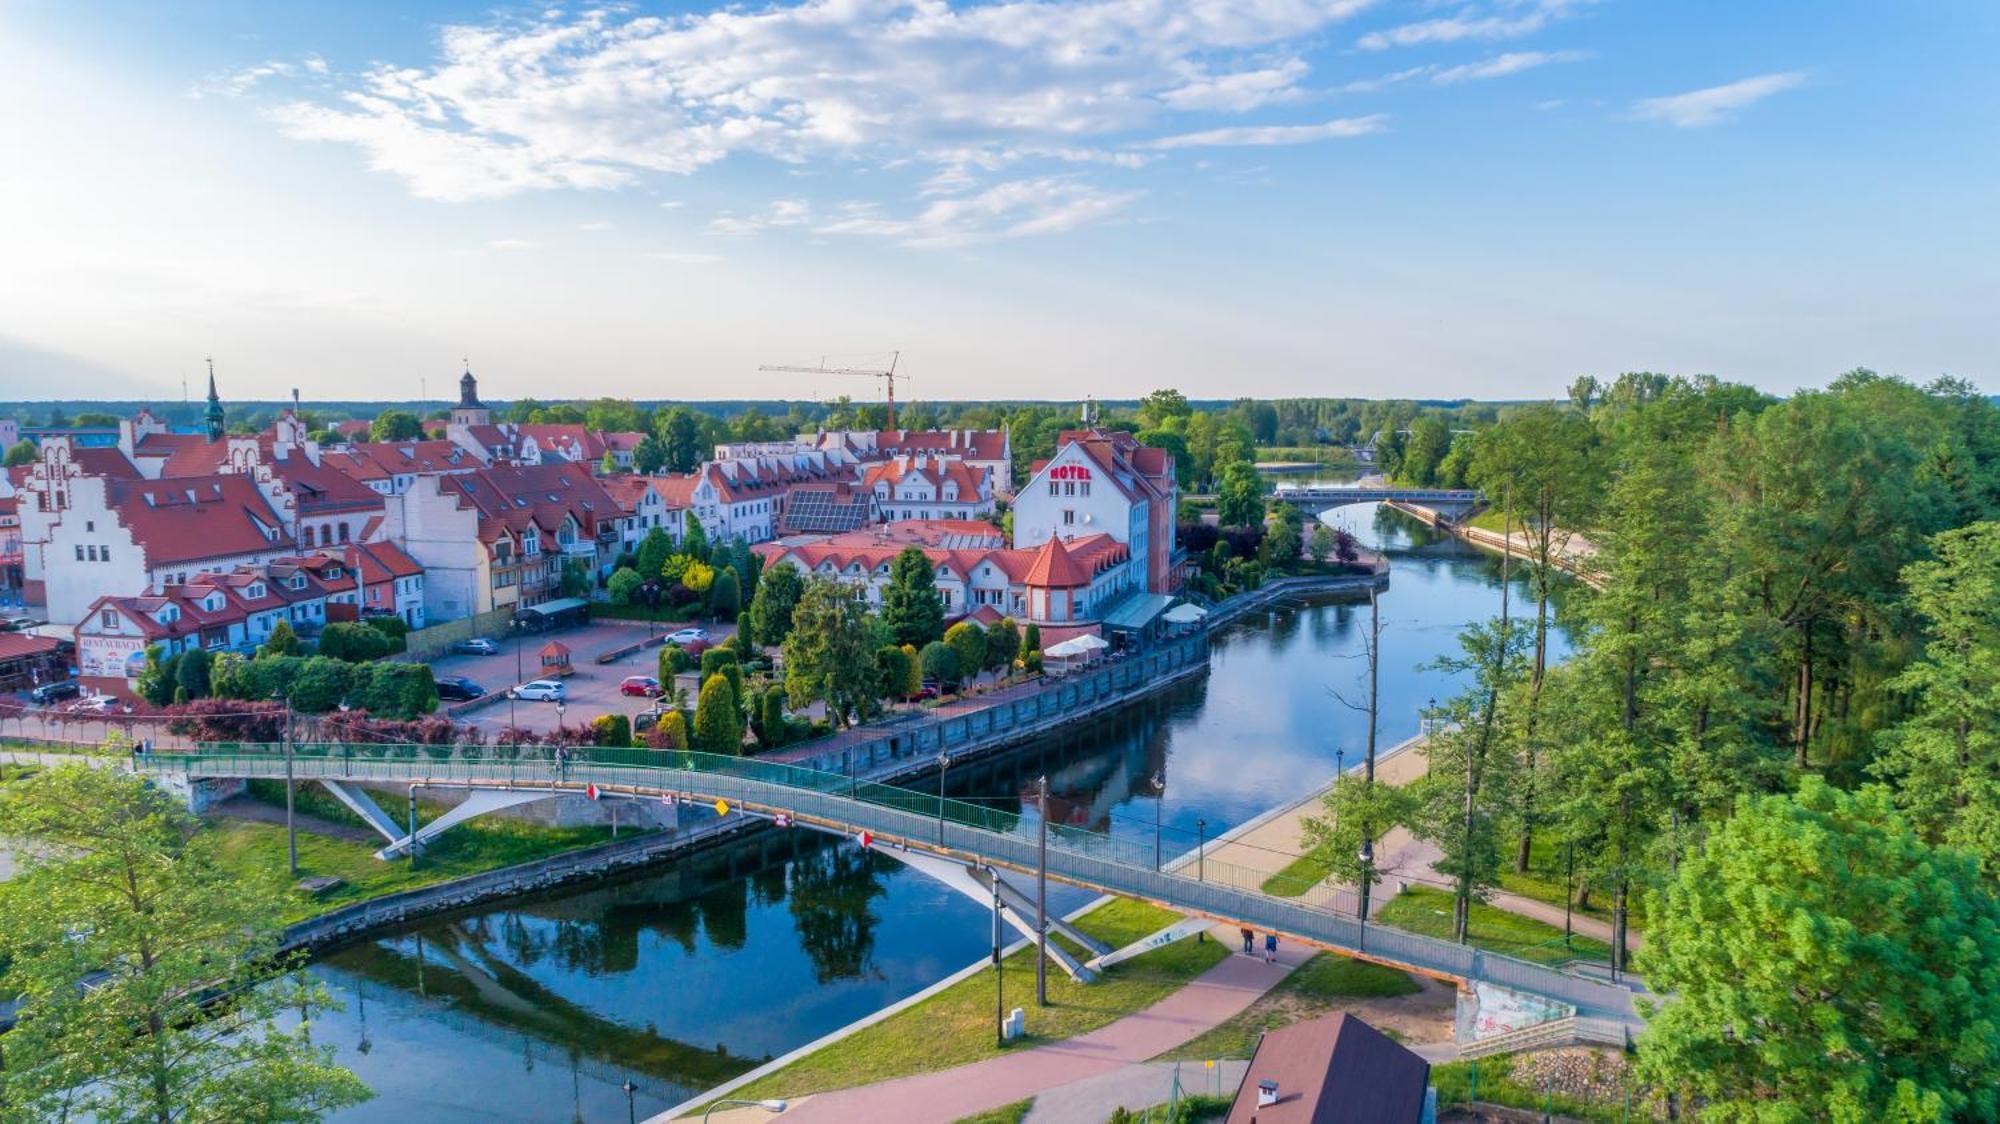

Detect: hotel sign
[1049, 464, 1094, 481]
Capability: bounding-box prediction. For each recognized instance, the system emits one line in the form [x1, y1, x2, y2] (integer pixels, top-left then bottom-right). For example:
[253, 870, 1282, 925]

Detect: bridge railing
[138, 744, 1637, 1018]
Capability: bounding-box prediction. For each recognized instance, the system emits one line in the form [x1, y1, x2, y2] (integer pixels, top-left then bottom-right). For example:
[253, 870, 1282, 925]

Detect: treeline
[133, 618, 438, 720]
[1312, 369, 2000, 1117]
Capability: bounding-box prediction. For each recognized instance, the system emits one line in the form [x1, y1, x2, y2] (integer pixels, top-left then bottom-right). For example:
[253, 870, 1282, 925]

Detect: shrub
[319, 621, 395, 663]
[985, 618, 1020, 673]
[259, 619, 301, 658]
[591, 713, 632, 747]
[693, 673, 744, 755]
[175, 647, 213, 700]
[288, 657, 355, 713]
[364, 615, 410, 651]
[759, 686, 789, 750]
[644, 711, 689, 750]
[944, 621, 986, 682]
[709, 566, 741, 620]
[701, 648, 743, 701]
[607, 566, 643, 606]
[875, 645, 915, 700]
[355, 663, 437, 719]
[161, 698, 287, 743]
[659, 644, 690, 680]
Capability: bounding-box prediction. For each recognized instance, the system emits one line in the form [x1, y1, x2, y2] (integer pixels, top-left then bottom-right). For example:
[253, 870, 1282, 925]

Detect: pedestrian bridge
[135, 744, 1638, 1022]
[1272, 485, 1483, 518]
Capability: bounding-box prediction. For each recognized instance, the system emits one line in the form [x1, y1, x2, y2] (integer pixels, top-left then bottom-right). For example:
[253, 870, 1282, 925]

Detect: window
[101, 608, 116, 627]
[1064, 481, 1075, 496]
[1080, 482, 1090, 497]
[1048, 480, 1059, 495]
[74, 545, 84, 561]
[1063, 509, 1075, 525]
[101, 546, 110, 563]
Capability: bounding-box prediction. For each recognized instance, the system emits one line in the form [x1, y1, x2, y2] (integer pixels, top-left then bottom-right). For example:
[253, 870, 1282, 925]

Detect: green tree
[632, 433, 668, 475]
[1873, 522, 2000, 874]
[882, 547, 945, 647]
[174, 645, 212, 700]
[0, 766, 370, 1121]
[680, 509, 711, 563]
[318, 621, 394, 663]
[1261, 506, 1302, 566]
[658, 643, 690, 681]
[1636, 778, 2000, 1121]
[783, 577, 878, 727]
[944, 621, 986, 683]
[874, 644, 914, 701]
[135, 645, 178, 707]
[1307, 522, 1334, 563]
[985, 618, 1021, 673]
[3, 439, 36, 467]
[657, 406, 703, 473]
[1399, 414, 1451, 485]
[748, 563, 805, 648]
[369, 409, 423, 441]
[1019, 622, 1041, 663]
[606, 566, 643, 605]
[635, 527, 674, 583]
[259, 619, 301, 659]
[591, 713, 632, 747]
[920, 641, 960, 690]
[759, 686, 790, 749]
[693, 672, 745, 754]
[1215, 461, 1264, 528]
[287, 656, 354, 712]
[1136, 388, 1192, 429]
[709, 566, 741, 620]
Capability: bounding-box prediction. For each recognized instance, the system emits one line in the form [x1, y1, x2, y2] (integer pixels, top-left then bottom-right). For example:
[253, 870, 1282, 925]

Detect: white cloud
[1632, 72, 1805, 128]
[486, 239, 541, 250]
[262, 1, 1375, 209]
[1340, 65, 1431, 94]
[1359, 0, 1585, 51]
[1143, 115, 1388, 150]
[818, 178, 1139, 248]
[1431, 50, 1588, 84]
[646, 250, 723, 265]
[710, 198, 813, 235]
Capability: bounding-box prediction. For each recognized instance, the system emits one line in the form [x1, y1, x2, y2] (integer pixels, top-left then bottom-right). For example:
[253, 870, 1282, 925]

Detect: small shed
[538, 639, 574, 677]
[1225, 1012, 1431, 1123]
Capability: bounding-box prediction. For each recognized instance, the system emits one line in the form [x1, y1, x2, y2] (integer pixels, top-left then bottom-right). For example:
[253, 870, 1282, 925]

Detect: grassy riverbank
[1165, 952, 1418, 1061]
[1374, 886, 1612, 965]
[722, 900, 1228, 1103]
[209, 780, 620, 924]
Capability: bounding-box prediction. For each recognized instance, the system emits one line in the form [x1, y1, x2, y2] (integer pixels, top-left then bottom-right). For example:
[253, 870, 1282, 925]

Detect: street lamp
[1147, 772, 1166, 871]
[936, 753, 953, 844]
[702, 1099, 787, 1122]
[1196, 817, 1207, 882]
[620, 1079, 640, 1124]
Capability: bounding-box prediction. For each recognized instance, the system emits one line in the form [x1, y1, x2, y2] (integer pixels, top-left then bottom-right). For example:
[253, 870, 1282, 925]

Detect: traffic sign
[774, 813, 792, 828]
[584, 783, 600, 801]
[714, 799, 731, 817]
[858, 830, 873, 848]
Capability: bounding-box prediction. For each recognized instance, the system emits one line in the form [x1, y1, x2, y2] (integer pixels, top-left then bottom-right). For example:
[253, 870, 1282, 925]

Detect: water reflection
[311, 505, 1565, 1120]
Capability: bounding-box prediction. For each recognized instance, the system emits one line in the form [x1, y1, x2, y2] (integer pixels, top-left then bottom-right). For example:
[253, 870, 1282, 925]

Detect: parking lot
[429, 619, 737, 735]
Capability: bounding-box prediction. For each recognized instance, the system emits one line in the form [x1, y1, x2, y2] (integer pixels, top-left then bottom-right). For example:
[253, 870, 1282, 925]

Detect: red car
[620, 675, 663, 698]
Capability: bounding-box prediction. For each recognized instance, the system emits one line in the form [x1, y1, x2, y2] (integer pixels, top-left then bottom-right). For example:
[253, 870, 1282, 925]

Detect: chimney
[1257, 1080, 1279, 1108]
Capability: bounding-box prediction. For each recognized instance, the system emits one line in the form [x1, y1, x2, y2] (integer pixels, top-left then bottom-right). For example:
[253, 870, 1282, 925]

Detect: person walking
[1240, 927, 1255, 955]
[1264, 932, 1278, 964]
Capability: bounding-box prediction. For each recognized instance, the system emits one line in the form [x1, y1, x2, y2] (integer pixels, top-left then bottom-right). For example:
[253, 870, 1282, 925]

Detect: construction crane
[760, 351, 902, 429]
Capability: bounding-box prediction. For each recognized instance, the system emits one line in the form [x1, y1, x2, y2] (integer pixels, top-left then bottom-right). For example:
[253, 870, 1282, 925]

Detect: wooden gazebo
[538, 639, 573, 677]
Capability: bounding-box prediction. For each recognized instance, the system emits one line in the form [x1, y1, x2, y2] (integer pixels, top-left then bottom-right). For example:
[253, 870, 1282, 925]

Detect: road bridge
[1272, 485, 1483, 519]
[134, 744, 1640, 1023]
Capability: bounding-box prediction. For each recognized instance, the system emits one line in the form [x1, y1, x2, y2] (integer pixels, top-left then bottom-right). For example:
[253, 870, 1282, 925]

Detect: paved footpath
[736, 930, 1312, 1124]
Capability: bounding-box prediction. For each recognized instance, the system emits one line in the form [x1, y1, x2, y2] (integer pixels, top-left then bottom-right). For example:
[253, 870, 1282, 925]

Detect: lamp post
[276, 690, 297, 876]
[621, 1079, 640, 1124]
[1196, 817, 1207, 882]
[1333, 747, 1344, 837]
[1035, 774, 1049, 1008]
[702, 1099, 786, 1122]
[991, 865, 1004, 1048]
[1148, 772, 1166, 871]
[936, 753, 952, 845]
[407, 785, 420, 869]
[510, 629, 523, 735]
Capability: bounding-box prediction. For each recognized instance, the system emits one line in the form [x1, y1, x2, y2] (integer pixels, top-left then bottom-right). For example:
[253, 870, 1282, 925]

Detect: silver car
[509, 679, 566, 701]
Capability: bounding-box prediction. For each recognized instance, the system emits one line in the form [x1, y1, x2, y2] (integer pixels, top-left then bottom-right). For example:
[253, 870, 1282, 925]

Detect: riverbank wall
[1385, 501, 1603, 589]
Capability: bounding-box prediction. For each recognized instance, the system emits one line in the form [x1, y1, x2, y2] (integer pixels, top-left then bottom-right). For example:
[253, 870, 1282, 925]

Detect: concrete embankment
[1385, 501, 1603, 589]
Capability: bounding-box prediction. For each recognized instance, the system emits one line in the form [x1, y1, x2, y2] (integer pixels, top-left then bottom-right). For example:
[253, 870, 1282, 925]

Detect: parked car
[71, 693, 119, 713]
[665, 627, 709, 646]
[633, 707, 668, 735]
[30, 679, 80, 705]
[620, 675, 663, 698]
[2, 616, 42, 632]
[509, 679, 567, 702]
[452, 637, 500, 656]
[434, 676, 487, 702]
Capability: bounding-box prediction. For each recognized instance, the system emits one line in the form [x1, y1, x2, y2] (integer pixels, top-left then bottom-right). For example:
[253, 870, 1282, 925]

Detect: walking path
[712, 930, 1313, 1124]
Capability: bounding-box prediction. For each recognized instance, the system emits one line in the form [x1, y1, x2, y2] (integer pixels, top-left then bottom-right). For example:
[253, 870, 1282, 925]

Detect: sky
[1, 0, 1995, 404]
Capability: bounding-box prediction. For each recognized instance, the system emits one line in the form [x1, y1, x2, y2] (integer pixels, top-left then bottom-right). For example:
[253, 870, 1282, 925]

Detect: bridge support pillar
[317, 780, 405, 845]
[376, 789, 553, 860]
[872, 845, 1096, 982]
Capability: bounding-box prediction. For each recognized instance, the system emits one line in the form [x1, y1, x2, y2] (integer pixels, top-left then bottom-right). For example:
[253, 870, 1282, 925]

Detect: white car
[509, 679, 567, 702]
[666, 627, 709, 646]
[71, 693, 120, 713]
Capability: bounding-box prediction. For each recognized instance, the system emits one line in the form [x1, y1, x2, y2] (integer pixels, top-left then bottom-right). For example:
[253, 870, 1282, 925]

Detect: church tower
[451, 362, 492, 428]
[204, 360, 226, 442]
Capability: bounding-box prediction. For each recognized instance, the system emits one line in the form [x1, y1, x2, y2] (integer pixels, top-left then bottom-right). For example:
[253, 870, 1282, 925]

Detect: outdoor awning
[1099, 592, 1176, 632]
[1046, 634, 1111, 659]
[517, 597, 589, 618]
[1162, 602, 1207, 625]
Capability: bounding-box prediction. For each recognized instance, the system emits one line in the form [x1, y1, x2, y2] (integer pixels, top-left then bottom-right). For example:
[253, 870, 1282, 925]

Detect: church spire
[204, 357, 226, 442]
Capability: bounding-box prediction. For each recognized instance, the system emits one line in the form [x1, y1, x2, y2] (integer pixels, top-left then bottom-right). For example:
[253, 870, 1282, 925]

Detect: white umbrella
[1045, 634, 1110, 659]
[1162, 602, 1207, 624]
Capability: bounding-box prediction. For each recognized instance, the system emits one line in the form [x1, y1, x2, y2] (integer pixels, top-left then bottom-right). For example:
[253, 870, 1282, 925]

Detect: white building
[1012, 428, 1179, 595]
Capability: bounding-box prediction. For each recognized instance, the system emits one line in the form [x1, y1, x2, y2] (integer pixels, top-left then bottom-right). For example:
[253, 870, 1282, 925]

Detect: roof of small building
[1023, 535, 1091, 588]
[106, 475, 286, 567]
[1224, 1013, 1429, 1124]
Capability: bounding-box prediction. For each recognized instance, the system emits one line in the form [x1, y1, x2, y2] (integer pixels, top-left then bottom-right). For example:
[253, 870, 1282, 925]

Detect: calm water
[304, 504, 1567, 1121]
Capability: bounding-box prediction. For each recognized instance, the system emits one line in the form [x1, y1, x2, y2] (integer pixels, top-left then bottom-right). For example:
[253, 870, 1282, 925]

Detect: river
[300, 503, 1569, 1121]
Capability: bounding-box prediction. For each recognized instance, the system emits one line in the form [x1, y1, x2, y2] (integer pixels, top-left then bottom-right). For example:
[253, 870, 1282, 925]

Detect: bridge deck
[137, 746, 1638, 1022]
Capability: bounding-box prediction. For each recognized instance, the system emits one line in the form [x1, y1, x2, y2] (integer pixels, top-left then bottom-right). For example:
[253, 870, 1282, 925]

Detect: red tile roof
[108, 476, 286, 567]
[326, 440, 477, 481]
[133, 433, 229, 477]
[1023, 535, 1091, 588]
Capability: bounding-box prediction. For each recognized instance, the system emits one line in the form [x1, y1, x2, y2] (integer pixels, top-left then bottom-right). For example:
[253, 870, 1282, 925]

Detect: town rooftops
[106, 475, 286, 567]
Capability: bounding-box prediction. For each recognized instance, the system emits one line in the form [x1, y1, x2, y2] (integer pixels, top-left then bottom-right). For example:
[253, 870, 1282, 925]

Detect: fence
[1203, 571, 1386, 631]
[398, 607, 516, 662]
[136, 744, 1642, 1021]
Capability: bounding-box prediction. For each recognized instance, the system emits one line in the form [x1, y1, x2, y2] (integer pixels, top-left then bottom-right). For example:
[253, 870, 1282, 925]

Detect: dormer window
[290, 575, 307, 591]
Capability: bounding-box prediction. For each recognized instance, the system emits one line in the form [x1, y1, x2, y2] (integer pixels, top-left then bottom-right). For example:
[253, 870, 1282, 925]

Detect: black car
[31, 679, 81, 705]
[434, 676, 487, 702]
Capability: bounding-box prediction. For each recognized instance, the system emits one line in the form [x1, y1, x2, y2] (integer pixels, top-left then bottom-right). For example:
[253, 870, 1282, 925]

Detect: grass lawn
[1258, 851, 1332, 898]
[1166, 953, 1419, 1062]
[214, 781, 618, 924]
[1375, 886, 1612, 966]
[1493, 833, 1630, 930]
[953, 1100, 1033, 1124]
[725, 900, 1229, 1102]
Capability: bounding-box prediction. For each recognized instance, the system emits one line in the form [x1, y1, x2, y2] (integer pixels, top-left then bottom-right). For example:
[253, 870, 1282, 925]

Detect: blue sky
[2, 1, 1994, 403]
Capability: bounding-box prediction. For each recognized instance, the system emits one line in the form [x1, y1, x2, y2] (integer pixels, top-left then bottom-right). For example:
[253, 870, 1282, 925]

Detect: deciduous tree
[882, 547, 945, 647]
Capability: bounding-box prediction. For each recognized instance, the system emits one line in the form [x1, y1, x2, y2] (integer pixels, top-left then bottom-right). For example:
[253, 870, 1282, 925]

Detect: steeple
[204, 358, 226, 442]
[451, 359, 492, 429]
